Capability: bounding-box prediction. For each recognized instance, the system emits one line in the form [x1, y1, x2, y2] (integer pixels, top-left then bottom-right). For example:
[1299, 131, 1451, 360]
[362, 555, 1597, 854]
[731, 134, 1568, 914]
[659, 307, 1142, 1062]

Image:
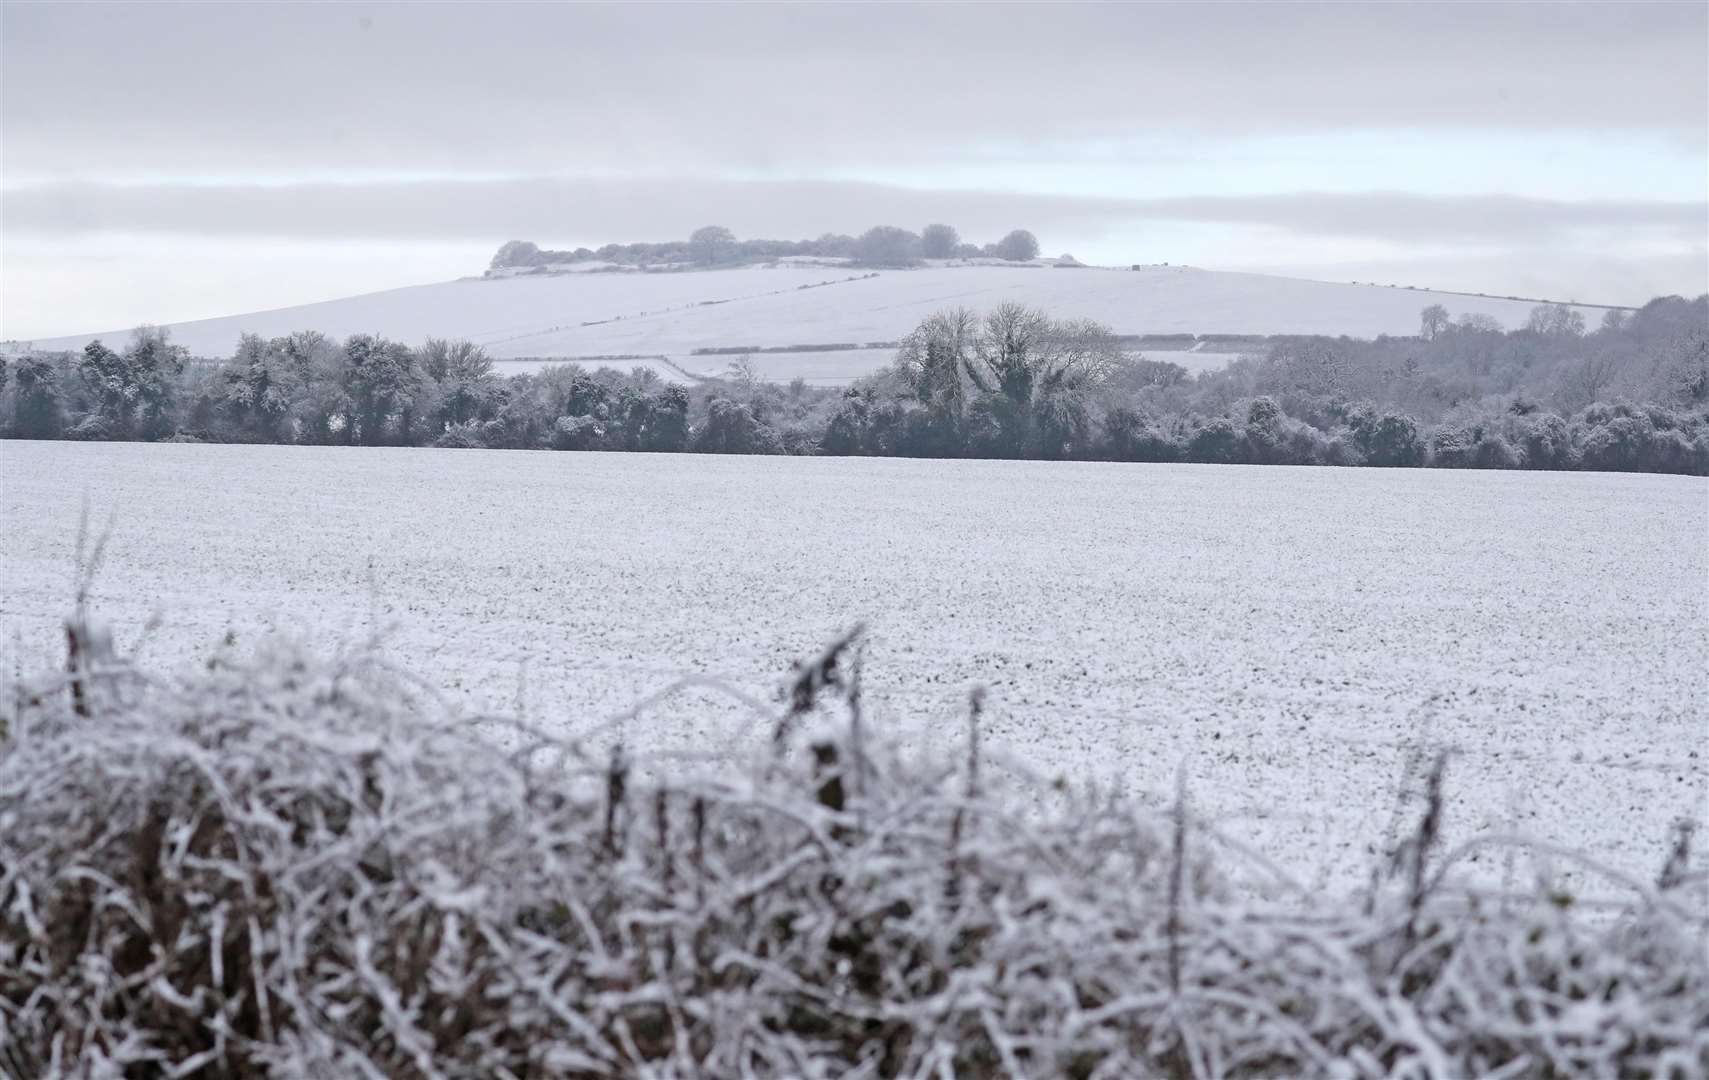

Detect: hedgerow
[2, 614, 1705, 1078]
[5, 294, 1707, 475]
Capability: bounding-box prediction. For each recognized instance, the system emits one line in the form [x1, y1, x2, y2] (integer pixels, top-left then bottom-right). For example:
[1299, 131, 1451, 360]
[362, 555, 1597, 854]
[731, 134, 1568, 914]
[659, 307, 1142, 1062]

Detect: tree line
[2, 296, 1705, 475]
[492, 224, 1042, 272]
[810, 297, 1708, 473]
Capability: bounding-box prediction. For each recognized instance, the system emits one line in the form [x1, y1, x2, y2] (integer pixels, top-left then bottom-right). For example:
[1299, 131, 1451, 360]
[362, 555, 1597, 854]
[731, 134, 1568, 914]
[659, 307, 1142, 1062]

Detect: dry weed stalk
[0, 618, 1704, 1079]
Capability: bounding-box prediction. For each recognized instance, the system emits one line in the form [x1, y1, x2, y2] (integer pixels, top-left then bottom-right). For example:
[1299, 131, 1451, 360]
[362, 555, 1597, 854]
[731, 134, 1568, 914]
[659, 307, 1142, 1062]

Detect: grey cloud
[1, 177, 1133, 244]
[4, 2, 1704, 178]
[6, 177, 1702, 249]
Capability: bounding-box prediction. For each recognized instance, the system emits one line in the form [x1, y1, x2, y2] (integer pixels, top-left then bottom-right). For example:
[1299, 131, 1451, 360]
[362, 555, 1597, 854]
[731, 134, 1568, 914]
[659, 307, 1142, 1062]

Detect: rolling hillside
[20, 263, 1613, 383]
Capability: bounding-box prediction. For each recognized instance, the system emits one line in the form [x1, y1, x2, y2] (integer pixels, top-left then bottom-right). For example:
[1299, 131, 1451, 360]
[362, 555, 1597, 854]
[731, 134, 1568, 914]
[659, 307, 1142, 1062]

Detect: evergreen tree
[12, 356, 65, 438]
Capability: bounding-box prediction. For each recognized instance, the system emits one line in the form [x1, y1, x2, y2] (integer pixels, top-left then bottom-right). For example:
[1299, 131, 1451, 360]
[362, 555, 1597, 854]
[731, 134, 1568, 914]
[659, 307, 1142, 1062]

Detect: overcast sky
[4, 1, 1705, 340]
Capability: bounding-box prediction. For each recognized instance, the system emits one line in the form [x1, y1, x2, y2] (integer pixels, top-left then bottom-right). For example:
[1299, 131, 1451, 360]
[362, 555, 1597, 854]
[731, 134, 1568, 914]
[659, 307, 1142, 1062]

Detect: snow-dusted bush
[551, 412, 608, 451]
[65, 412, 116, 442]
[430, 420, 487, 449]
[2, 618, 1705, 1078]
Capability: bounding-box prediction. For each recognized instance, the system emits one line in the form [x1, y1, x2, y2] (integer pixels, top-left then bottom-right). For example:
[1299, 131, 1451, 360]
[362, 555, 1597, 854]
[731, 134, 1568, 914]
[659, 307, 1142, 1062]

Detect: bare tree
[1526, 303, 1586, 338]
[1558, 353, 1619, 412]
[896, 307, 977, 412]
[419, 338, 496, 428]
[1661, 327, 1708, 404]
[725, 352, 760, 389]
[965, 303, 1118, 407]
[896, 304, 1119, 420]
[690, 225, 735, 265]
[993, 229, 1040, 262]
[1420, 304, 1450, 341]
[419, 338, 492, 382]
[1264, 337, 1352, 398]
[853, 226, 921, 266]
[920, 223, 960, 259]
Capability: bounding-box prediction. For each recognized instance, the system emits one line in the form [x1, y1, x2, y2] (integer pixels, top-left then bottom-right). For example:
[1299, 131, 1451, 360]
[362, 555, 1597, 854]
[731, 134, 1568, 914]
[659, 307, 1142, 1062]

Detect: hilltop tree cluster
[490, 225, 1040, 271]
[3, 296, 1705, 475]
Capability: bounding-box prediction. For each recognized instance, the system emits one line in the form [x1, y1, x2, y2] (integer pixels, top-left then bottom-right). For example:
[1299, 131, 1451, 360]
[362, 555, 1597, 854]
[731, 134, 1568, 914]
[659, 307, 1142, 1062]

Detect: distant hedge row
[3, 296, 1705, 475]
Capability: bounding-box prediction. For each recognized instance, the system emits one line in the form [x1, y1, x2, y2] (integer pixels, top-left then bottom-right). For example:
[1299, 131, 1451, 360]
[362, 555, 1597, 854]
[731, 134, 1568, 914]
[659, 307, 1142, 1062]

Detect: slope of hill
[21, 263, 1613, 382]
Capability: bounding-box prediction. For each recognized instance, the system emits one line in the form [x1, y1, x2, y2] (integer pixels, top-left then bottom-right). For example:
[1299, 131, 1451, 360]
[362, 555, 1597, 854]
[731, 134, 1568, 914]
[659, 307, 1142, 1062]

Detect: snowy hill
[22, 263, 1614, 383]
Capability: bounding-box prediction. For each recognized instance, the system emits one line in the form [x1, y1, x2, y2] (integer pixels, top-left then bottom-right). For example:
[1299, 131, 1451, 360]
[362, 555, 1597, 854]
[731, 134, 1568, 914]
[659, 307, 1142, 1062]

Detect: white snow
[23, 265, 1609, 385]
[3, 441, 1702, 895]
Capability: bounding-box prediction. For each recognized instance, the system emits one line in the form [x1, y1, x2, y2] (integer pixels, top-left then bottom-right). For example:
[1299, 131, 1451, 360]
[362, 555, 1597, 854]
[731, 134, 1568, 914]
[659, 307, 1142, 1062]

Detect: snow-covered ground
[681, 348, 901, 385]
[22, 264, 1606, 384]
[489, 345, 1249, 384]
[4, 441, 1702, 894]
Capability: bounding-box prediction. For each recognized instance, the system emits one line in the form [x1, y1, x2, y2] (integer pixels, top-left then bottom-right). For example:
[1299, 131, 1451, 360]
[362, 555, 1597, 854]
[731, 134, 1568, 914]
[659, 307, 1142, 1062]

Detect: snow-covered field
[492, 348, 1254, 384]
[24, 264, 1604, 384]
[681, 348, 901, 385]
[4, 441, 1703, 893]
